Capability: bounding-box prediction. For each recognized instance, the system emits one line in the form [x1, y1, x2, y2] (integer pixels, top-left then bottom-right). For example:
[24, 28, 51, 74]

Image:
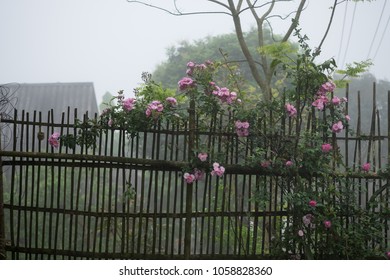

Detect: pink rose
[298, 230, 304, 237]
[362, 162, 370, 172]
[309, 200, 317, 207]
[321, 143, 332, 153]
[48, 132, 60, 148]
[332, 121, 343, 133]
[123, 97, 136, 111]
[195, 63, 207, 70]
[332, 96, 341, 106]
[312, 96, 329, 111]
[183, 173, 196, 184]
[285, 103, 297, 117]
[285, 160, 293, 167]
[186, 61, 195, 68]
[166, 97, 177, 106]
[197, 152, 208, 162]
[178, 77, 196, 91]
[324, 220, 332, 229]
[317, 81, 336, 96]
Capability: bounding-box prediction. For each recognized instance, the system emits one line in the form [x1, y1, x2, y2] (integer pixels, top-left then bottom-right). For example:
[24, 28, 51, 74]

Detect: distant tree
[152, 28, 297, 95]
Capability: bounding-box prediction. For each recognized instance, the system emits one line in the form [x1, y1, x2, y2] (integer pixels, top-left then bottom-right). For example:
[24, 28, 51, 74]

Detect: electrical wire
[340, 1, 357, 68]
[366, 1, 387, 59]
[372, 13, 390, 60]
[337, 1, 348, 64]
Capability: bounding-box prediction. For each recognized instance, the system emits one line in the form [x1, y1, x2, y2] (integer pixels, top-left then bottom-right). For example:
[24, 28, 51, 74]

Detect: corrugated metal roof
[4, 82, 99, 121]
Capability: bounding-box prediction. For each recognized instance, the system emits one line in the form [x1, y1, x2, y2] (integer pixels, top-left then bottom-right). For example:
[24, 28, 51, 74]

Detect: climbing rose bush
[48, 55, 388, 259]
[212, 86, 238, 104]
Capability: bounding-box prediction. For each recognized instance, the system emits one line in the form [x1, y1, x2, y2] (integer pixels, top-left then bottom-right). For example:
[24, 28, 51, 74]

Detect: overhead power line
[341, 1, 357, 68]
[366, 1, 387, 59]
[337, 1, 348, 64]
[373, 13, 390, 60]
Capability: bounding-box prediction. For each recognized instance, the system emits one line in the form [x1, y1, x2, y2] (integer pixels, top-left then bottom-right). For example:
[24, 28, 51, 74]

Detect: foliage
[335, 60, 373, 88]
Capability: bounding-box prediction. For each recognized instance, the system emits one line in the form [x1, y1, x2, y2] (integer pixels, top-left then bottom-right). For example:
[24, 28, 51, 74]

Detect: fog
[1, 0, 389, 104]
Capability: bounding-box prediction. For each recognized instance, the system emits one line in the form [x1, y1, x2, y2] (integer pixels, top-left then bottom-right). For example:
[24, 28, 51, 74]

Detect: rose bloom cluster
[145, 100, 164, 118]
[98, 94, 178, 127]
[179, 60, 240, 105]
[211, 86, 239, 104]
[285, 81, 349, 133]
[235, 120, 250, 137]
[311, 81, 350, 134]
[183, 153, 225, 184]
[183, 169, 204, 184]
[178, 60, 214, 91]
[185, 60, 213, 76]
[211, 162, 225, 177]
[312, 81, 338, 111]
[298, 200, 332, 237]
[144, 97, 177, 118]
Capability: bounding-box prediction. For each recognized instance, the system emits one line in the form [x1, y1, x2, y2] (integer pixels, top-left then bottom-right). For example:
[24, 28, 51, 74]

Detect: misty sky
[1, 0, 389, 105]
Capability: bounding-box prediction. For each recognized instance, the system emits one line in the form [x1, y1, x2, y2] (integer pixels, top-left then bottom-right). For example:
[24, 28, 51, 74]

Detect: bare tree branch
[315, 0, 338, 55]
[266, 10, 301, 22]
[237, 0, 293, 16]
[281, 0, 307, 42]
[127, 0, 232, 16]
[208, 0, 230, 10]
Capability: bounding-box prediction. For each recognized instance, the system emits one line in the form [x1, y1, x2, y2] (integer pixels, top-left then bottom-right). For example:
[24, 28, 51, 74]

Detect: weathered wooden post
[184, 92, 196, 259]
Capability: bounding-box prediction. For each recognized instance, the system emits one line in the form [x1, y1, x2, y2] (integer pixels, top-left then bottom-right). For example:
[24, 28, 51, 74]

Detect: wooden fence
[0, 85, 389, 259]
